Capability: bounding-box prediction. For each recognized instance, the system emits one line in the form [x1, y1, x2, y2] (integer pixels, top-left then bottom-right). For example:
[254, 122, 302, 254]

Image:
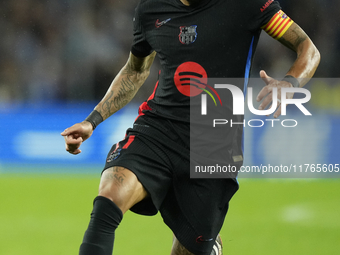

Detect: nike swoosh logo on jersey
[155, 18, 171, 28]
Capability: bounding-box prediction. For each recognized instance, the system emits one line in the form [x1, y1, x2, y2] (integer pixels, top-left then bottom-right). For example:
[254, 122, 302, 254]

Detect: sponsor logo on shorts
[107, 148, 121, 162]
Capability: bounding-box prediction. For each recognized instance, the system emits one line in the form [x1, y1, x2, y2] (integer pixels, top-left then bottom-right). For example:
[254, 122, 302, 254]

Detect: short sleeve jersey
[132, 0, 281, 122]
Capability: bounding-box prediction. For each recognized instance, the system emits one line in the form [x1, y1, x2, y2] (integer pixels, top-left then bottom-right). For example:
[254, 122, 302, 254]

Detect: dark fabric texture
[79, 196, 123, 255]
[103, 114, 239, 254]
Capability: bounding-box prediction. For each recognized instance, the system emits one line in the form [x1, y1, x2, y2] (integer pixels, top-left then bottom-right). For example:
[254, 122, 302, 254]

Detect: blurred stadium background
[0, 0, 339, 254]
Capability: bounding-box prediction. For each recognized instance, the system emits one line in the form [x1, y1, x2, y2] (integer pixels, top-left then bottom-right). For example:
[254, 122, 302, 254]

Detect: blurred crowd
[0, 0, 339, 104]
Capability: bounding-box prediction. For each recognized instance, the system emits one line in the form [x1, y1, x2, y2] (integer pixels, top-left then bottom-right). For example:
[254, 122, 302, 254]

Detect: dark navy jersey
[132, 0, 280, 123]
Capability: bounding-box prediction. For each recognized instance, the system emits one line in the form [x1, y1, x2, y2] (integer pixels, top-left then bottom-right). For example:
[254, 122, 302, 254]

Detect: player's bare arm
[61, 52, 156, 154]
[257, 20, 320, 118]
[95, 51, 156, 120]
[278, 23, 320, 84]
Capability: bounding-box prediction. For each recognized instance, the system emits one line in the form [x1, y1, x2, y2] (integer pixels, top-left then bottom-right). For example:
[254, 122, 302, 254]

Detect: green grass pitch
[1, 174, 339, 254]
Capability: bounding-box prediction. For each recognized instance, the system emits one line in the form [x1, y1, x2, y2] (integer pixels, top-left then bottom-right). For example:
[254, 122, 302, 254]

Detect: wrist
[85, 110, 103, 130]
[282, 75, 300, 88]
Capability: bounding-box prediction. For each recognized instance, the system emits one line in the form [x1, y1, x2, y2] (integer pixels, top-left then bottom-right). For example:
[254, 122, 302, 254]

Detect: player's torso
[142, 0, 255, 74]
[137, 0, 262, 121]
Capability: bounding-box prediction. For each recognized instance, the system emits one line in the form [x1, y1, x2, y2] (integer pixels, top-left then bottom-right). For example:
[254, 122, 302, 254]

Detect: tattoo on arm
[97, 52, 156, 120]
[277, 22, 320, 83]
[100, 74, 135, 118]
[101, 91, 114, 118]
[279, 23, 308, 52]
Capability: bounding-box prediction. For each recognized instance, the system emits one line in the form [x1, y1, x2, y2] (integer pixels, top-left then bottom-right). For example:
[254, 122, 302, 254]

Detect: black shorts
[103, 113, 239, 255]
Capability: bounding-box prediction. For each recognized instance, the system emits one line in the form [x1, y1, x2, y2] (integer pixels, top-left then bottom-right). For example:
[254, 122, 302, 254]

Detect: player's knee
[98, 192, 124, 211]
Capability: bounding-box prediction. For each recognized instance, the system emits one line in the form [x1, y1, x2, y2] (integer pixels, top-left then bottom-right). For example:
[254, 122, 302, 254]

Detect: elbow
[313, 46, 321, 68]
[301, 39, 321, 75]
[308, 39, 321, 70]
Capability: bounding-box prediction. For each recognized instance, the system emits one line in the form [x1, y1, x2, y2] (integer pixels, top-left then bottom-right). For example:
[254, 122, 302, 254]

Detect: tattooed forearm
[98, 68, 139, 119]
[277, 21, 320, 84]
[101, 91, 114, 118]
[278, 23, 307, 52]
[100, 78, 135, 118]
[95, 52, 156, 120]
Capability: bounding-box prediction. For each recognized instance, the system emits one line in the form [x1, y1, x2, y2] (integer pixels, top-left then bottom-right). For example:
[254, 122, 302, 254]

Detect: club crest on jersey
[179, 25, 197, 45]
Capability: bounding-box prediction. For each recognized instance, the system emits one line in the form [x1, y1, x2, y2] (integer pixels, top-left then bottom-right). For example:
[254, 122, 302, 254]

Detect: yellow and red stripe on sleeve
[261, 10, 294, 40]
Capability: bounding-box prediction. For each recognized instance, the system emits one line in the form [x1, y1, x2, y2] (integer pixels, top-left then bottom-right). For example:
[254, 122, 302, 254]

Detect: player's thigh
[99, 166, 148, 214]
